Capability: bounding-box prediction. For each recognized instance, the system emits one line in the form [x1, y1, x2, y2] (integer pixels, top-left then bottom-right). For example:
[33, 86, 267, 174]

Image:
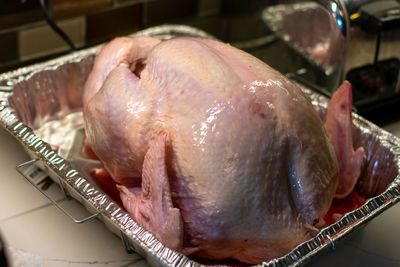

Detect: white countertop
[1, 121, 400, 267]
[0, 126, 148, 267]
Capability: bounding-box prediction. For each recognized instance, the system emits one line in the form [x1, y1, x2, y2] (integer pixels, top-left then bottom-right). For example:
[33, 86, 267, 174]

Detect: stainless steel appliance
[262, 0, 400, 115]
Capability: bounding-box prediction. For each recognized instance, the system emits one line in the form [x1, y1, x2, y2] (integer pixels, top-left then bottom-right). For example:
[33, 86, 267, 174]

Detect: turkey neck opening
[122, 58, 147, 79]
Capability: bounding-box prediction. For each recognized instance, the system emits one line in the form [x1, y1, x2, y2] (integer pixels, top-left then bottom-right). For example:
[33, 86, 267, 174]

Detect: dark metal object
[343, 0, 377, 15]
[346, 58, 400, 113]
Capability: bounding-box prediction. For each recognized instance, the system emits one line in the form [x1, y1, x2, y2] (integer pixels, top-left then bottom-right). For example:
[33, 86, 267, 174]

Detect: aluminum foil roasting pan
[0, 25, 399, 267]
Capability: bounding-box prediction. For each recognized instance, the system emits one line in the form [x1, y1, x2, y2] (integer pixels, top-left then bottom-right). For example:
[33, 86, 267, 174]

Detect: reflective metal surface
[262, 0, 349, 80]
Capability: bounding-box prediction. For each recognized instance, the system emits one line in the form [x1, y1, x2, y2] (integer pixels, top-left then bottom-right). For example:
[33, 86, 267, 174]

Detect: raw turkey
[82, 35, 364, 264]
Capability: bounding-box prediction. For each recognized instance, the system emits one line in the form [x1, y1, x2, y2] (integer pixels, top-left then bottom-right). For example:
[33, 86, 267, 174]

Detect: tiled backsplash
[18, 17, 86, 61]
[0, 0, 273, 72]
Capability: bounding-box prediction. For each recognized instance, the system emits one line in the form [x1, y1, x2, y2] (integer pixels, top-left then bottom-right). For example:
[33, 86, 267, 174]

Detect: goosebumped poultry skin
[83, 36, 361, 264]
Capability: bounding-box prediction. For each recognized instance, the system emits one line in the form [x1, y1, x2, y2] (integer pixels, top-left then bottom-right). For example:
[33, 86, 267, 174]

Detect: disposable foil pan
[0, 25, 399, 267]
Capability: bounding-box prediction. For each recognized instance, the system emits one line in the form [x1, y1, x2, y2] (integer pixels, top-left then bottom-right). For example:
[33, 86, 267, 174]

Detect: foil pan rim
[0, 25, 399, 267]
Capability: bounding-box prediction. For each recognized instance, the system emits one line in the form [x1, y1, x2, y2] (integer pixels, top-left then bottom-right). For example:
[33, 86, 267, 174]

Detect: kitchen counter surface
[0, 119, 399, 267]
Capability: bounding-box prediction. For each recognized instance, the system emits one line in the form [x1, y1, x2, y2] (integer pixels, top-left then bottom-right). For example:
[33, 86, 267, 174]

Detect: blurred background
[0, 0, 400, 121]
[2, 0, 279, 72]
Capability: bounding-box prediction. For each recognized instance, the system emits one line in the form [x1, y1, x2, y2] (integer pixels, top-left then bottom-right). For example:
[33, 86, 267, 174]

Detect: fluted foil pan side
[0, 25, 399, 267]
